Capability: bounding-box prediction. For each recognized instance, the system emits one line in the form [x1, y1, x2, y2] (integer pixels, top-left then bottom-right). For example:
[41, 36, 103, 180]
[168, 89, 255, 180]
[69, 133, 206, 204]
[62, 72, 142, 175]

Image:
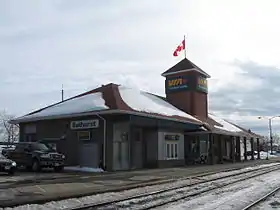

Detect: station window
[78, 131, 91, 141]
[166, 142, 179, 160]
[24, 133, 37, 142]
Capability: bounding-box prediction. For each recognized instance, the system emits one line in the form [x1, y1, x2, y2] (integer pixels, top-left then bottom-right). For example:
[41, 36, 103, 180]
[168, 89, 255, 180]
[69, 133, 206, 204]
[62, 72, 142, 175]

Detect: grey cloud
[209, 60, 280, 116]
[2, 0, 275, 137]
[209, 60, 280, 135]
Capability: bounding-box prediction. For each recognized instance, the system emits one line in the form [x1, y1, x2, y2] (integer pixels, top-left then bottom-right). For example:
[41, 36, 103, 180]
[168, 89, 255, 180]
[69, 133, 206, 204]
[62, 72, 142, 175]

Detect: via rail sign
[166, 76, 188, 92]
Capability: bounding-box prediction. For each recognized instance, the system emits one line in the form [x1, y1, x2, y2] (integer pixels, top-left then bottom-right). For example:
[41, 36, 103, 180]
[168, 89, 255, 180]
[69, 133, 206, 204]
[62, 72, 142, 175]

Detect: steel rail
[69, 165, 280, 210]
[241, 186, 280, 210]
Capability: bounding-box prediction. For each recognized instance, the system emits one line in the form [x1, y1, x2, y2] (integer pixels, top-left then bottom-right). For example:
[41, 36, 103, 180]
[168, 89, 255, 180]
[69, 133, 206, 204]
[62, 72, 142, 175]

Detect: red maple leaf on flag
[173, 39, 185, 57]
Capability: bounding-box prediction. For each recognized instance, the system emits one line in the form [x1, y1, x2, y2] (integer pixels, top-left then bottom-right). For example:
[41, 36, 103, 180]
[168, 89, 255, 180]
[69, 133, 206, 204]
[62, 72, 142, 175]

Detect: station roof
[11, 83, 260, 138]
[11, 83, 202, 127]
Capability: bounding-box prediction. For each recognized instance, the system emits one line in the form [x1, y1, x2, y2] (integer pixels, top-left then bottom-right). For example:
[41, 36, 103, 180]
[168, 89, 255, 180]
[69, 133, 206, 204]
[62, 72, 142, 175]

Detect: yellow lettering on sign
[168, 78, 183, 87]
[198, 78, 207, 87]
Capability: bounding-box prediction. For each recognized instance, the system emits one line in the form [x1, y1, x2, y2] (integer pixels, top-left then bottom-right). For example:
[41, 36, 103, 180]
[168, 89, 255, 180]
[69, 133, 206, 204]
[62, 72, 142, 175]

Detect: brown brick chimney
[162, 58, 210, 118]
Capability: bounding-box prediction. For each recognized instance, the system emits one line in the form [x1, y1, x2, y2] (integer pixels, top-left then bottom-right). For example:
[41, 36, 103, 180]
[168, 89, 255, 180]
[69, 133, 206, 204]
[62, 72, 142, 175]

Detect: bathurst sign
[70, 119, 99, 130]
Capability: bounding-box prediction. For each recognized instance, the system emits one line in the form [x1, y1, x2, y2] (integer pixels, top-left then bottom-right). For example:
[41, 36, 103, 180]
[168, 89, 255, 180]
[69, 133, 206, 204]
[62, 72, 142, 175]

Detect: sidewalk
[1, 158, 280, 208]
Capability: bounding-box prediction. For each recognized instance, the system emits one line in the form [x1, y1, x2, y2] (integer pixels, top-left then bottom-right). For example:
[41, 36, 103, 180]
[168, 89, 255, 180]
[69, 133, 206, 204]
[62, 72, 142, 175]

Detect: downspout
[96, 114, 106, 170]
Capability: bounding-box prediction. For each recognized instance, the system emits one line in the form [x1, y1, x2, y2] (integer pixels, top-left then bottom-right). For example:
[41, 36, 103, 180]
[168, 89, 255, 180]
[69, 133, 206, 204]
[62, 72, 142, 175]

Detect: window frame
[166, 141, 179, 160]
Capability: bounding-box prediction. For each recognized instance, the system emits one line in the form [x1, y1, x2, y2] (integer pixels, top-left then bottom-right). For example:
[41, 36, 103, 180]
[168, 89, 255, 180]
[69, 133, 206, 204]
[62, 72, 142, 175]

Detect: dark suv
[3, 142, 65, 172]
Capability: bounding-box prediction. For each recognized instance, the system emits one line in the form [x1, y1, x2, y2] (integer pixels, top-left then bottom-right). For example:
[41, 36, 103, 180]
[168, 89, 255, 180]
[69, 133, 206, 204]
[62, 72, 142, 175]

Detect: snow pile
[259, 151, 278, 159]
[209, 113, 242, 132]
[118, 86, 200, 122]
[15, 92, 108, 121]
[64, 166, 104, 173]
[240, 151, 278, 160]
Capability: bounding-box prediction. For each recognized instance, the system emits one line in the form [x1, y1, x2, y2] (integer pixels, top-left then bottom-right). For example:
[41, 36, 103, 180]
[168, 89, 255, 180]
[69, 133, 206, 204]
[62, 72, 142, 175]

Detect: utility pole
[269, 118, 273, 155]
[258, 115, 280, 157]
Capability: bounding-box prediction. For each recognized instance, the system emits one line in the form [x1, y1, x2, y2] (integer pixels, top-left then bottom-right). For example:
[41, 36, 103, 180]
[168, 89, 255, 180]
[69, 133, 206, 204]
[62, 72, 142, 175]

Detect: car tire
[32, 159, 41, 172]
[8, 168, 15, 176]
[54, 166, 64, 172]
[26, 165, 32, 171]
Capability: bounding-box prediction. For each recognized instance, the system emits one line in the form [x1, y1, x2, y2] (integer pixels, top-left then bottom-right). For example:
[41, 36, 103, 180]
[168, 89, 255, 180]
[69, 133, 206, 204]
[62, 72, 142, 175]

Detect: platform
[0, 158, 280, 208]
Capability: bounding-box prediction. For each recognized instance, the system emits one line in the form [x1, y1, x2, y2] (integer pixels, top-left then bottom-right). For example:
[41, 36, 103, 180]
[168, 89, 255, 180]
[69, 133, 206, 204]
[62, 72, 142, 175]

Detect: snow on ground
[7, 163, 280, 210]
[254, 190, 280, 210]
[208, 113, 242, 132]
[15, 92, 108, 121]
[118, 86, 200, 122]
[162, 170, 280, 210]
[259, 151, 278, 159]
[240, 151, 279, 160]
[64, 166, 104, 173]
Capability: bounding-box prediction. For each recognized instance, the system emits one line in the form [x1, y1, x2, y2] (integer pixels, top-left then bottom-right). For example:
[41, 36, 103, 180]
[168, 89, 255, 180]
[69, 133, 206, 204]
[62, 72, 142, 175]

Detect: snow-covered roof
[14, 92, 108, 121]
[118, 86, 201, 123]
[208, 113, 243, 133]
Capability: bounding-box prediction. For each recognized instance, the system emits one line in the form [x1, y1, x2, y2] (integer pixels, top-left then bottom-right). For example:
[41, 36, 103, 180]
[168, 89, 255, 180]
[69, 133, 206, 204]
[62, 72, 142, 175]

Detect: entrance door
[79, 143, 99, 168]
[113, 140, 129, 170]
[113, 123, 130, 171]
[131, 128, 143, 169]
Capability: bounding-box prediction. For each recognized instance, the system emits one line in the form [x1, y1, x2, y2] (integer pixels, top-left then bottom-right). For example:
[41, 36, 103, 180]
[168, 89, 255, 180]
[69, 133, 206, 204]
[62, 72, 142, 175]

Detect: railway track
[68, 164, 280, 210]
[241, 186, 280, 210]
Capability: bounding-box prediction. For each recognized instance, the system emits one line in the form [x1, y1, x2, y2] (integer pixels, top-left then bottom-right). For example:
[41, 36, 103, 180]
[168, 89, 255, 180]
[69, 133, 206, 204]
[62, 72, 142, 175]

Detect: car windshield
[31, 143, 50, 151]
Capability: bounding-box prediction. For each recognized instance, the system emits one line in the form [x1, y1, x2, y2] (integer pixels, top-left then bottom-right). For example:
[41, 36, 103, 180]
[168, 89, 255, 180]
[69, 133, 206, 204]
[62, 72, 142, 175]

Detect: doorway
[113, 123, 130, 171]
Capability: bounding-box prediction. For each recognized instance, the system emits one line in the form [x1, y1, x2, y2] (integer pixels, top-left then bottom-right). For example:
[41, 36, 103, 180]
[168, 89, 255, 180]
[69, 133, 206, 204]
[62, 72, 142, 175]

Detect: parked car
[0, 153, 16, 175]
[3, 142, 65, 172]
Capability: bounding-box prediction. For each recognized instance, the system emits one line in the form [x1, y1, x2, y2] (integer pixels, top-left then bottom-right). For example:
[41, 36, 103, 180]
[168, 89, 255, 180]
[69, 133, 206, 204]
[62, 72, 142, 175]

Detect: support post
[208, 133, 214, 165]
[250, 137, 255, 160]
[236, 136, 241, 162]
[231, 136, 235, 163]
[218, 135, 223, 164]
[244, 137, 247, 161]
[257, 138, 261, 160]
[129, 124, 133, 169]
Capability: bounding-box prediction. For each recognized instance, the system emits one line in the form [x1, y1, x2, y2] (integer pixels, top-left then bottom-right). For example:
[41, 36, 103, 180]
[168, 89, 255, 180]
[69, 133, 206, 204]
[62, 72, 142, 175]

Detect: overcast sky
[1, 0, 280, 136]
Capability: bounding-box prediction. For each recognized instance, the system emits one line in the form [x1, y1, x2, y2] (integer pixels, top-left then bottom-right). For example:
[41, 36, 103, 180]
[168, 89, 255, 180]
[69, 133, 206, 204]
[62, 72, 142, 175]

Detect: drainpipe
[96, 114, 106, 170]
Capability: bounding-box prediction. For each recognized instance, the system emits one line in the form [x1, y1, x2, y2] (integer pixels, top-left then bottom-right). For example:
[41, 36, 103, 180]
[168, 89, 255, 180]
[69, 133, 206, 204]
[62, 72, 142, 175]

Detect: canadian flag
[173, 39, 185, 57]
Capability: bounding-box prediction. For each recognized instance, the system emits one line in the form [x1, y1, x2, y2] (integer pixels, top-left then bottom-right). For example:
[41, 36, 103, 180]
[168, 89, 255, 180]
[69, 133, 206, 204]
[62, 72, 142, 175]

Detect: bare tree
[0, 111, 19, 143]
[272, 133, 280, 145]
[261, 133, 280, 151]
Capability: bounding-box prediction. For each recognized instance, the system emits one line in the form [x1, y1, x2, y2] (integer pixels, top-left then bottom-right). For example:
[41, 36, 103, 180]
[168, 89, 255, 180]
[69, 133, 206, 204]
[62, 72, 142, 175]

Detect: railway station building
[11, 58, 263, 171]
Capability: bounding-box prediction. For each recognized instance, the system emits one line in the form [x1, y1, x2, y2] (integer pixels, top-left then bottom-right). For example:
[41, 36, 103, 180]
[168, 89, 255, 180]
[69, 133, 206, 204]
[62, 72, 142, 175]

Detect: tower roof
[161, 58, 211, 78]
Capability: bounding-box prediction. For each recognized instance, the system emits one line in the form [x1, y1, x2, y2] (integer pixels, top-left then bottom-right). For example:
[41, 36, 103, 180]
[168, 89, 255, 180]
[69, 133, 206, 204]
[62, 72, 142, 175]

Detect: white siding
[158, 131, 184, 160]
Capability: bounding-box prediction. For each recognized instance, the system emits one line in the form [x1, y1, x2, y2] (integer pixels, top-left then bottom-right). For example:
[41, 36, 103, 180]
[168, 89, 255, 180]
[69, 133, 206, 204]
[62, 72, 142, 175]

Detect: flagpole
[61, 84, 64, 102]
[184, 35, 186, 58]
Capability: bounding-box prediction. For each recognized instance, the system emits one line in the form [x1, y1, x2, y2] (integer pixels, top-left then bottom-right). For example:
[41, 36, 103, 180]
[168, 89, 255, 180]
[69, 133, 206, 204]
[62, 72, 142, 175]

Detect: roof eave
[161, 68, 211, 78]
[11, 109, 202, 126]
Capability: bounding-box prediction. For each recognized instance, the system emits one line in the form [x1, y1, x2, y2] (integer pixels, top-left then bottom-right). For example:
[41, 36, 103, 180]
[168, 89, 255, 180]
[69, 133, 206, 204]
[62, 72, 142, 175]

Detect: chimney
[161, 58, 210, 118]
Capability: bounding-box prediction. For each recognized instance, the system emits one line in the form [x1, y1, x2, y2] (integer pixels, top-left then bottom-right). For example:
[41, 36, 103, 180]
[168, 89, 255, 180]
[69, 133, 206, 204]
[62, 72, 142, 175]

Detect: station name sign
[164, 134, 180, 141]
[166, 76, 188, 92]
[70, 119, 99, 130]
